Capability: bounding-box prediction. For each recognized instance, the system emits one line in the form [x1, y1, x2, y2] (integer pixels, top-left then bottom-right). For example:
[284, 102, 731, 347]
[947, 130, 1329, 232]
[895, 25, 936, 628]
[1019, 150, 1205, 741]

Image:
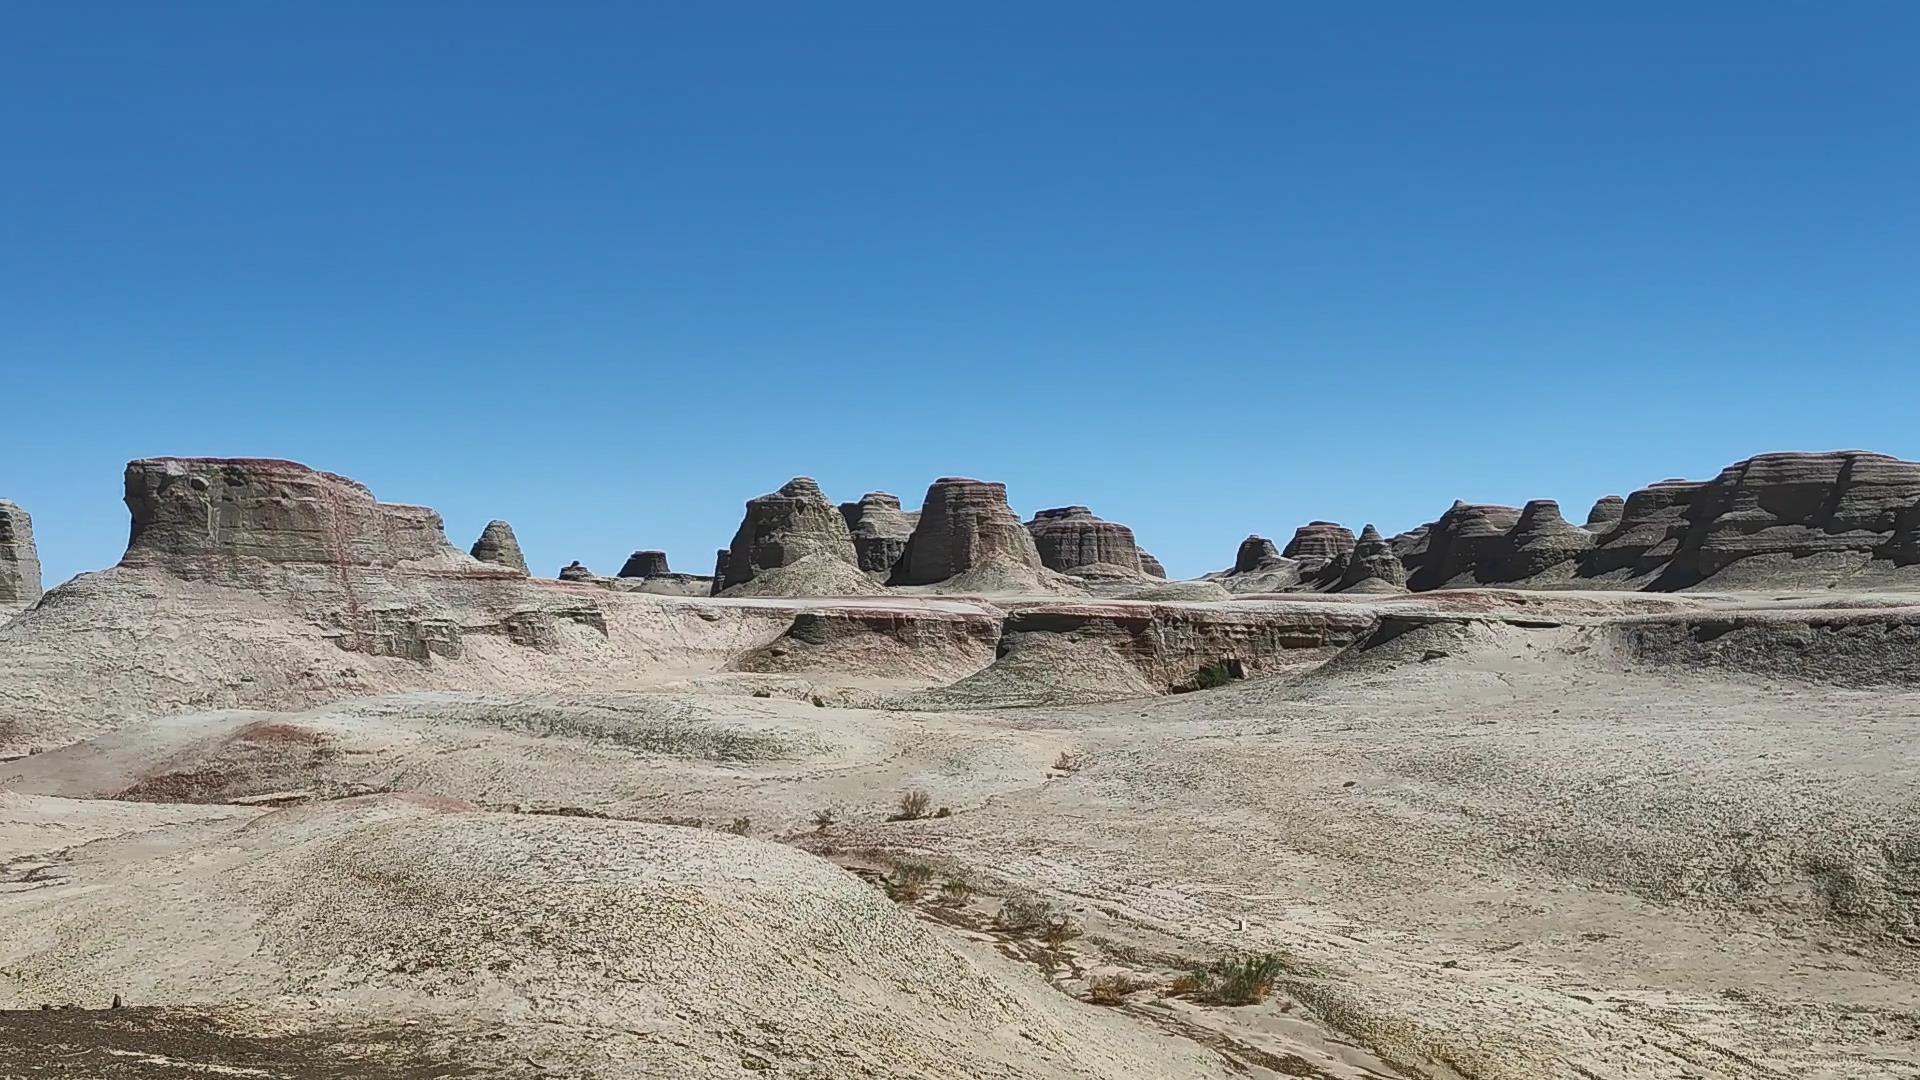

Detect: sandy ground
[2, 586, 1917, 1078]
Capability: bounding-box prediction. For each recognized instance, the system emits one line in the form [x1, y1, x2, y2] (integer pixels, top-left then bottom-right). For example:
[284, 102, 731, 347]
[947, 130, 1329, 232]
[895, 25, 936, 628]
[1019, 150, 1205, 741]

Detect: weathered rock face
[1406, 503, 1522, 590]
[558, 561, 596, 582]
[839, 493, 917, 574]
[997, 602, 1375, 688]
[1888, 502, 1920, 567]
[1585, 496, 1627, 532]
[894, 478, 1045, 585]
[119, 458, 483, 580]
[710, 549, 730, 597]
[1579, 480, 1707, 580]
[1233, 536, 1283, 574]
[1026, 506, 1144, 574]
[1655, 452, 1920, 587]
[1138, 550, 1168, 579]
[469, 520, 529, 575]
[0, 501, 43, 611]
[1488, 500, 1595, 581]
[1335, 524, 1406, 593]
[618, 550, 671, 578]
[1283, 522, 1356, 586]
[721, 478, 858, 592]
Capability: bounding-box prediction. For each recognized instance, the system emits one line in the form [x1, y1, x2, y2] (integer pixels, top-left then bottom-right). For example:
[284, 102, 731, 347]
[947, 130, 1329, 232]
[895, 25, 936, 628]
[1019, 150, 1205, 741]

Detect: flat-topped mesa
[1026, 505, 1145, 575]
[1656, 451, 1920, 588]
[1585, 495, 1627, 533]
[1138, 550, 1168, 579]
[893, 477, 1045, 585]
[557, 560, 596, 582]
[1283, 521, 1356, 585]
[720, 477, 858, 592]
[1335, 524, 1406, 593]
[617, 550, 671, 578]
[468, 520, 529, 575]
[0, 501, 44, 612]
[119, 458, 484, 580]
[839, 492, 917, 574]
[1486, 499, 1594, 581]
[1406, 502, 1522, 590]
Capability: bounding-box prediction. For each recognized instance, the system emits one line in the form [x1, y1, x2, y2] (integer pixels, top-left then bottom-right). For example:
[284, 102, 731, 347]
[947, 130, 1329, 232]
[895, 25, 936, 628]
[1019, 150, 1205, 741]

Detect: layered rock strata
[1334, 524, 1406, 593]
[893, 478, 1045, 585]
[720, 478, 858, 592]
[1026, 506, 1144, 575]
[618, 550, 672, 578]
[839, 493, 917, 575]
[0, 501, 42, 612]
[469, 520, 529, 575]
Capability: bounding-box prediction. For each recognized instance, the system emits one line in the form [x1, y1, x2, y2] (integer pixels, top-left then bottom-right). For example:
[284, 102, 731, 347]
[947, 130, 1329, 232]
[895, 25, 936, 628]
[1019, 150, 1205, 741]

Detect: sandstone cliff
[719, 478, 858, 592]
[1026, 506, 1145, 575]
[893, 478, 1044, 585]
[0, 501, 42, 613]
[839, 493, 917, 575]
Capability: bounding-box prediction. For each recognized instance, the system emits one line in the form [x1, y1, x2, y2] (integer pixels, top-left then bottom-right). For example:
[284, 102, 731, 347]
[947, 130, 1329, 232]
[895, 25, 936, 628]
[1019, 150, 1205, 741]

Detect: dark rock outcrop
[1654, 452, 1920, 588]
[1584, 496, 1626, 532]
[0, 501, 43, 611]
[893, 478, 1045, 585]
[558, 561, 596, 582]
[710, 549, 730, 597]
[1579, 480, 1707, 580]
[839, 493, 917, 575]
[1026, 506, 1144, 575]
[618, 550, 671, 578]
[1488, 500, 1595, 581]
[720, 478, 858, 592]
[1406, 503, 1522, 590]
[1138, 550, 1168, 578]
[1284, 522, 1356, 586]
[1335, 524, 1406, 593]
[119, 458, 488, 580]
[469, 520, 529, 575]
[1234, 535, 1284, 574]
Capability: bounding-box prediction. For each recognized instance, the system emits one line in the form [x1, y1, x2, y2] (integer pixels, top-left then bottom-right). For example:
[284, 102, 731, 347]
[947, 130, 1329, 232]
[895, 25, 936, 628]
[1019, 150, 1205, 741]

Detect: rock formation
[1578, 480, 1707, 581]
[1206, 535, 1301, 593]
[719, 478, 858, 592]
[1584, 496, 1626, 532]
[1334, 524, 1406, 593]
[1138, 550, 1168, 578]
[0, 501, 43, 612]
[1653, 452, 1920, 588]
[1234, 535, 1284, 574]
[1283, 522, 1356, 586]
[118, 458, 487, 581]
[1025, 506, 1145, 575]
[839, 493, 917, 575]
[710, 549, 730, 596]
[558, 561, 596, 582]
[469, 520, 529, 575]
[618, 550, 672, 578]
[1489, 500, 1595, 581]
[1405, 503, 1522, 590]
[893, 478, 1045, 585]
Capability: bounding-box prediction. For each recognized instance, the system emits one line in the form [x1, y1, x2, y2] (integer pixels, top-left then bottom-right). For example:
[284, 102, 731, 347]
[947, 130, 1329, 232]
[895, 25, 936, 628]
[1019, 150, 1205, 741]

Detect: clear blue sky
[4, 3, 1916, 586]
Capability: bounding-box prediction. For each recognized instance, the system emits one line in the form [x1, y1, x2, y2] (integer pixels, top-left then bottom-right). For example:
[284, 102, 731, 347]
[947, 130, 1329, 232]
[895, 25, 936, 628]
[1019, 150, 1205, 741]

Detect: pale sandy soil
[2, 584, 1916, 1079]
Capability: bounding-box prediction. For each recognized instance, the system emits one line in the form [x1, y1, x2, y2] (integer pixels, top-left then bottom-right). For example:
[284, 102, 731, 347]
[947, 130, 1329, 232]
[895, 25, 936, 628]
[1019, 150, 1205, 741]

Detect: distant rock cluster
[1216, 450, 1920, 594]
[19, 448, 1920, 606]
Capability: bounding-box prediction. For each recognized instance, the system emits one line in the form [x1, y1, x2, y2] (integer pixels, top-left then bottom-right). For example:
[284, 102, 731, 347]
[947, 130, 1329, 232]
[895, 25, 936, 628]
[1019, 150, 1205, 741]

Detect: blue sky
[4, 3, 1916, 585]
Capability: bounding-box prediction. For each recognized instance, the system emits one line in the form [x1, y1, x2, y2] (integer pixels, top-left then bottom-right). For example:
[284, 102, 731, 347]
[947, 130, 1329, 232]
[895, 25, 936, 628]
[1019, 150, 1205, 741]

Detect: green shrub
[890, 789, 933, 821]
[1185, 953, 1286, 1005]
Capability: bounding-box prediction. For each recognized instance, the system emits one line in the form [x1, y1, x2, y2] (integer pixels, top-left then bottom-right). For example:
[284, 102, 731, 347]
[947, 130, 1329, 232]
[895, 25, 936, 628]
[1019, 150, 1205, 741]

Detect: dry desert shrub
[724, 817, 751, 836]
[891, 789, 933, 821]
[886, 863, 935, 902]
[1184, 953, 1286, 1005]
[938, 877, 974, 905]
[1086, 973, 1146, 1006]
